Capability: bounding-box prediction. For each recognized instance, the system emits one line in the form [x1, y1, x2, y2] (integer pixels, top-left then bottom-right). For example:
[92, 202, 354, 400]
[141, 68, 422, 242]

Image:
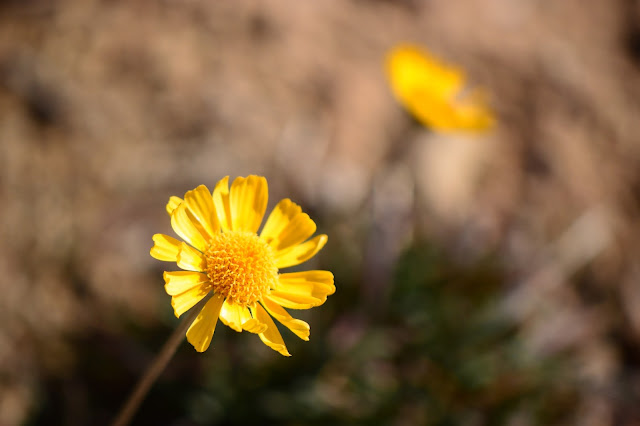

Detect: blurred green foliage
[388, 242, 577, 425]
[27, 240, 579, 425]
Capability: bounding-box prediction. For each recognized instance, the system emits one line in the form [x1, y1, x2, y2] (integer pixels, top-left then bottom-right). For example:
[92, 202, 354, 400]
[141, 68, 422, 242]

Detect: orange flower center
[204, 231, 277, 306]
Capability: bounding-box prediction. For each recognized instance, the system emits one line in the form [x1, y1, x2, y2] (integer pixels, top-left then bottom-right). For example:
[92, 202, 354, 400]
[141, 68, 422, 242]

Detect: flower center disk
[204, 231, 278, 307]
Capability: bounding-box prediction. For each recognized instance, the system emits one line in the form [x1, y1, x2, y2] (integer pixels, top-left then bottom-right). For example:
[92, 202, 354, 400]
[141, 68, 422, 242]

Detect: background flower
[386, 44, 495, 132]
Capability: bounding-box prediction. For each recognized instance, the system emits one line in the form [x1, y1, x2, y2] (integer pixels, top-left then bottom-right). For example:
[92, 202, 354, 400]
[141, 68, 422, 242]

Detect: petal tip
[278, 346, 292, 356]
[188, 337, 212, 353]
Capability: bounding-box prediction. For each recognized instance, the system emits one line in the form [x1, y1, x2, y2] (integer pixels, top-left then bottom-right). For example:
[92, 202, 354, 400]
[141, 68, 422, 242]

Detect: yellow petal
[267, 292, 318, 310]
[212, 176, 232, 231]
[184, 185, 219, 238]
[260, 199, 317, 253]
[219, 299, 249, 332]
[261, 296, 310, 341]
[275, 235, 328, 269]
[163, 271, 209, 296]
[386, 45, 494, 132]
[171, 203, 208, 251]
[403, 93, 453, 130]
[243, 306, 268, 334]
[186, 294, 225, 352]
[279, 270, 335, 292]
[176, 242, 206, 271]
[404, 91, 494, 132]
[271, 212, 316, 253]
[254, 303, 291, 356]
[260, 199, 301, 242]
[166, 196, 183, 215]
[229, 175, 268, 233]
[450, 89, 495, 131]
[274, 270, 335, 307]
[386, 44, 463, 103]
[171, 282, 212, 318]
[150, 234, 181, 262]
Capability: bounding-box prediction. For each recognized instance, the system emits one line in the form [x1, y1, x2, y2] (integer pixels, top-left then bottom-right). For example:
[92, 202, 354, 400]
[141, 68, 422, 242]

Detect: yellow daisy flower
[386, 44, 495, 132]
[150, 175, 335, 356]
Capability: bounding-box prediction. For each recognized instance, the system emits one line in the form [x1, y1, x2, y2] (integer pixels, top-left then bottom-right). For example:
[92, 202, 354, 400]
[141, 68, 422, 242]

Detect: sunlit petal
[150, 234, 181, 262]
[276, 270, 335, 307]
[229, 175, 268, 233]
[171, 282, 212, 318]
[261, 296, 310, 341]
[261, 199, 317, 253]
[219, 299, 246, 332]
[164, 271, 209, 295]
[184, 185, 219, 238]
[186, 294, 225, 352]
[176, 242, 206, 272]
[171, 203, 208, 251]
[267, 292, 317, 309]
[260, 199, 301, 243]
[254, 303, 291, 356]
[213, 176, 232, 231]
[243, 306, 268, 334]
[275, 235, 328, 269]
[166, 196, 183, 215]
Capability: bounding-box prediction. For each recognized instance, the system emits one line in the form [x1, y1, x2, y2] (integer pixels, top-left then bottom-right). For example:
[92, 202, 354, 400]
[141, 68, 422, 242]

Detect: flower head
[151, 176, 335, 356]
[386, 44, 495, 132]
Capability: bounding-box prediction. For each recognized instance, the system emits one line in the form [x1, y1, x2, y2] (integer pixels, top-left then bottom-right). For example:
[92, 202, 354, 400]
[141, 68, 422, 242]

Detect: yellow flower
[150, 176, 335, 356]
[386, 44, 495, 132]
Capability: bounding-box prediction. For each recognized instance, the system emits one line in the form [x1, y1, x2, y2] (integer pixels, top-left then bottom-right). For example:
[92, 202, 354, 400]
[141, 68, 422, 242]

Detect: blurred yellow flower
[386, 44, 495, 132]
[151, 176, 335, 356]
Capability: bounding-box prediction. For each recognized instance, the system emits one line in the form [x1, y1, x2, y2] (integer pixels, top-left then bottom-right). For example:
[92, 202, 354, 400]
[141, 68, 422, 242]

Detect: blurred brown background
[2, 0, 640, 425]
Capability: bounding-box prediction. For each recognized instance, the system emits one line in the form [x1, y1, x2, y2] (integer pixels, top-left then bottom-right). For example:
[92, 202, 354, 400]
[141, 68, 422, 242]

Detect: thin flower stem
[111, 294, 212, 426]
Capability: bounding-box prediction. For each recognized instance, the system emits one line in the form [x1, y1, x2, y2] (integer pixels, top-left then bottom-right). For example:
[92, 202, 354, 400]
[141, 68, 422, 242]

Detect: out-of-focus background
[2, 0, 640, 425]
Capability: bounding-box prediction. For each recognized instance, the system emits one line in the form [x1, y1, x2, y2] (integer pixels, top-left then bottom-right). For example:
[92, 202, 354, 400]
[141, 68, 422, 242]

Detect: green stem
[111, 294, 211, 426]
